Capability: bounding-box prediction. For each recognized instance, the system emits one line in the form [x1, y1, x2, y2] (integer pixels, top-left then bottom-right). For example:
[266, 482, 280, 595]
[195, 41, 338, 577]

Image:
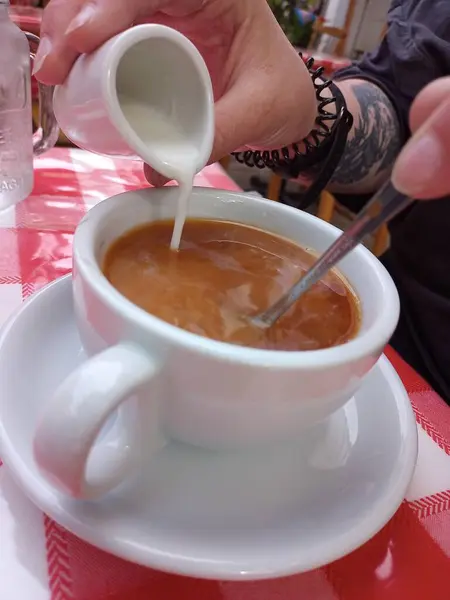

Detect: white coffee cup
[53, 24, 214, 180]
[33, 187, 399, 501]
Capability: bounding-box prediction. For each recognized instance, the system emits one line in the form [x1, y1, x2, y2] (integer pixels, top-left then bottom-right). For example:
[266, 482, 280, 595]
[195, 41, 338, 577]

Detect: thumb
[392, 77, 450, 200]
[209, 86, 254, 163]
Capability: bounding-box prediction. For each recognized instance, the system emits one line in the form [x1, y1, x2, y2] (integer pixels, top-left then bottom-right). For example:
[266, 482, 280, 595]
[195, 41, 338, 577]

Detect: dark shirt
[334, 0, 450, 400]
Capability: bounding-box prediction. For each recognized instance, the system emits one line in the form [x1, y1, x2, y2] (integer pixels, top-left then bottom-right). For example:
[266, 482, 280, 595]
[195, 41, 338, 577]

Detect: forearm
[328, 79, 402, 194]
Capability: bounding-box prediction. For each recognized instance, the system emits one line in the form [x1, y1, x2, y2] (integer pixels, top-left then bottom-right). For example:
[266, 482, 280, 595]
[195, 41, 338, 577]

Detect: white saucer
[0, 275, 418, 580]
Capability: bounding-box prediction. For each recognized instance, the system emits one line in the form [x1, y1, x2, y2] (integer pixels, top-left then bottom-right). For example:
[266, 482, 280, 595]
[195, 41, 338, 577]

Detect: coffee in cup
[102, 218, 361, 351]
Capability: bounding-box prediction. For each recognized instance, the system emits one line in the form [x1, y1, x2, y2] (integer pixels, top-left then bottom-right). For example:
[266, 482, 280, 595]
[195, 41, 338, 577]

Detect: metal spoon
[251, 180, 412, 329]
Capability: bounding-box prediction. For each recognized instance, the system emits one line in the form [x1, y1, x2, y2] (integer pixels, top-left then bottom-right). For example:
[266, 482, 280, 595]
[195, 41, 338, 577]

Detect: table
[2, 149, 450, 600]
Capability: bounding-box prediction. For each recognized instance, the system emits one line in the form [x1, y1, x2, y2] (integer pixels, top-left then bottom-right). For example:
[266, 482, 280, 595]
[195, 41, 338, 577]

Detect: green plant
[268, 0, 315, 47]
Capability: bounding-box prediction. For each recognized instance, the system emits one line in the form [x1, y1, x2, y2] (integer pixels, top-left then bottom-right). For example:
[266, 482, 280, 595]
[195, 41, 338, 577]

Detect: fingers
[392, 77, 450, 200]
[35, 0, 162, 84]
[32, 0, 83, 83]
[409, 77, 450, 134]
[144, 164, 170, 187]
[210, 59, 316, 164]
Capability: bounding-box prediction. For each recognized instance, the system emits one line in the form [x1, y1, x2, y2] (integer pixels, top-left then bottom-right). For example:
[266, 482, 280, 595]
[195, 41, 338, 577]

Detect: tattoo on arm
[330, 80, 401, 191]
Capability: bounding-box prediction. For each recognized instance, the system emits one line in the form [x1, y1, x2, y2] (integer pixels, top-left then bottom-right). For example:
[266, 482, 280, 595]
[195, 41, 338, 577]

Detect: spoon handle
[254, 180, 412, 328]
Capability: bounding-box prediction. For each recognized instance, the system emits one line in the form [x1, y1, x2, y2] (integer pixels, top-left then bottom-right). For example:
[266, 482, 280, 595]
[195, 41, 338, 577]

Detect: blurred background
[10, 0, 391, 59]
[267, 0, 390, 59]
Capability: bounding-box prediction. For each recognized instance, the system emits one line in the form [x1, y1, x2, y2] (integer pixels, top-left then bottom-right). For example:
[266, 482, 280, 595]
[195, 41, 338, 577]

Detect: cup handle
[33, 343, 159, 500]
[26, 32, 59, 156]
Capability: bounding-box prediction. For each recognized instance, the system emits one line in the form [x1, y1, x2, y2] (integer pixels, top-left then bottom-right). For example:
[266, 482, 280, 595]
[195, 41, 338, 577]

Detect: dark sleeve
[333, 0, 450, 143]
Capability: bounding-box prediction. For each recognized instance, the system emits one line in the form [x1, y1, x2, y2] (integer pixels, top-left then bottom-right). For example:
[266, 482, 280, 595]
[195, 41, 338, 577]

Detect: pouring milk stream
[118, 95, 199, 250]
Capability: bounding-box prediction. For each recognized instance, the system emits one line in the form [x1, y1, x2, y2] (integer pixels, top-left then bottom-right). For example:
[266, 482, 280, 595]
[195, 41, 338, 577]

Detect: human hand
[392, 77, 450, 200]
[35, 0, 317, 185]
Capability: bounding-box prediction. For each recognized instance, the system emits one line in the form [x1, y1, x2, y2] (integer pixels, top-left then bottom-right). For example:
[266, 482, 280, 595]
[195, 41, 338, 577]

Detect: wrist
[290, 74, 338, 157]
[232, 57, 352, 183]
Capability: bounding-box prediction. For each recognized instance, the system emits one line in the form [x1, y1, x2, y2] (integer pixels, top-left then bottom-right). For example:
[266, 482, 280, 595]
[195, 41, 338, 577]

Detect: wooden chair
[316, 188, 390, 257]
[316, 189, 336, 222]
[308, 0, 356, 57]
[372, 223, 390, 256]
[308, 23, 348, 57]
[267, 173, 283, 201]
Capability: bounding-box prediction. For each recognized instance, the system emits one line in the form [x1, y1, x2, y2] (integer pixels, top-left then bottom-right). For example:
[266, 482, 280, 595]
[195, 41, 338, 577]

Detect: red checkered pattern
[1, 148, 450, 600]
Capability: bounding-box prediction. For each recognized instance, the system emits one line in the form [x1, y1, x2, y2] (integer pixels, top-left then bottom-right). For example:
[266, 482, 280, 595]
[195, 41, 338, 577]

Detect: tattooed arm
[321, 0, 450, 195]
[327, 79, 402, 195]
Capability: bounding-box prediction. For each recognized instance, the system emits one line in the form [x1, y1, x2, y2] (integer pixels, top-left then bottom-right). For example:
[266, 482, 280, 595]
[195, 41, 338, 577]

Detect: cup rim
[100, 24, 215, 178]
[74, 188, 400, 370]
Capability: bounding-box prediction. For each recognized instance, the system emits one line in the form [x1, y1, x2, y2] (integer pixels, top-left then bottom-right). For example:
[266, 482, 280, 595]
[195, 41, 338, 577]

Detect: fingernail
[32, 36, 52, 76]
[65, 3, 97, 35]
[392, 132, 443, 196]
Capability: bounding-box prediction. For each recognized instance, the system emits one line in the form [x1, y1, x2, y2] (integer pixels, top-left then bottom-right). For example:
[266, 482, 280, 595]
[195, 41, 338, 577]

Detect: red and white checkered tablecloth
[2, 148, 450, 600]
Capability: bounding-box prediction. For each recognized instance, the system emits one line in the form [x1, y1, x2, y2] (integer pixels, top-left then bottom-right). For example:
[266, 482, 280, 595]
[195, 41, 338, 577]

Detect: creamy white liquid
[119, 96, 198, 251]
